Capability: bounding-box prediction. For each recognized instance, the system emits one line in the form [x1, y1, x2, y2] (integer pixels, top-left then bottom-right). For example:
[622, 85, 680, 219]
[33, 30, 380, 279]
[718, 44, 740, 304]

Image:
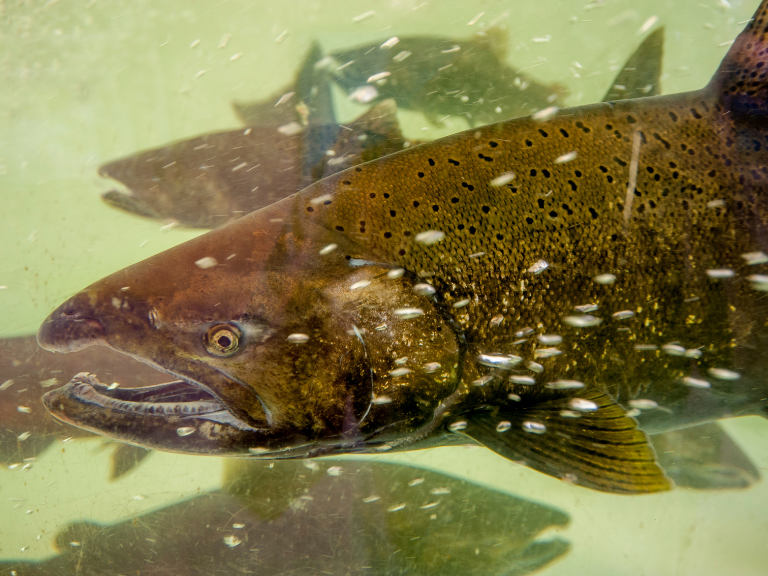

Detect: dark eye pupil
[217, 335, 232, 348]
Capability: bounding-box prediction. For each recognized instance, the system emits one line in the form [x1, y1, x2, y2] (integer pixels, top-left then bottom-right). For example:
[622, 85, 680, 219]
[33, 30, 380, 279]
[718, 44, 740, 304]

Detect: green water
[1, 0, 767, 574]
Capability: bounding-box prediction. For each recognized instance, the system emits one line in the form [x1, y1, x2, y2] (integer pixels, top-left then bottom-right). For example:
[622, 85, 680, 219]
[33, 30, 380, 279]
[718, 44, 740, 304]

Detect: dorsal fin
[710, 0, 768, 119]
[602, 27, 664, 102]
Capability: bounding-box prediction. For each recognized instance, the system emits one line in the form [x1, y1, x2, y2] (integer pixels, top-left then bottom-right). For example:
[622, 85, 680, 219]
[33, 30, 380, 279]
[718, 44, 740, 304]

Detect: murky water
[1, 1, 767, 574]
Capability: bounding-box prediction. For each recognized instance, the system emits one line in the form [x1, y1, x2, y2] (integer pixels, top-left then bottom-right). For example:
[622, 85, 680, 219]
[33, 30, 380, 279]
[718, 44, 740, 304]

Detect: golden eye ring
[204, 324, 242, 357]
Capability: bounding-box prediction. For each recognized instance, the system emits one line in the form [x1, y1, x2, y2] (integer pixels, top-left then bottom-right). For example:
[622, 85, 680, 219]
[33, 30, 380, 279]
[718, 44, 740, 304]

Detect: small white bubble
[415, 230, 445, 245]
[516, 327, 534, 338]
[430, 487, 451, 495]
[612, 310, 635, 320]
[287, 333, 310, 344]
[625, 407, 642, 418]
[278, 121, 304, 136]
[327, 466, 343, 476]
[17, 432, 31, 441]
[634, 344, 658, 351]
[448, 421, 467, 432]
[563, 314, 602, 327]
[554, 151, 578, 163]
[662, 343, 686, 356]
[741, 251, 768, 265]
[707, 199, 726, 208]
[574, 304, 598, 313]
[708, 367, 741, 380]
[393, 50, 412, 61]
[176, 427, 195, 437]
[350, 280, 371, 290]
[706, 269, 735, 279]
[319, 243, 338, 255]
[303, 460, 320, 471]
[372, 395, 393, 404]
[508, 393, 521, 401]
[380, 36, 399, 49]
[560, 410, 581, 418]
[532, 106, 558, 121]
[628, 399, 658, 410]
[423, 362, 441, 373]
[394, 308, 424, 319]
[496, 421, 512, 432]
[534, 348, 562, 359]
[248, 447, 270, 454]
[522, 421, 547, 434]
[748, 274, 768, 291]
[594, 273, 616, 285]
[223, 535, 241, 548]
[490, 314, 504, 326]
[453, 298, 471, 308]
[537, 334, 562, 345]
[408, 477, 424, 487]
[526, 361, 544, 373]
[546, 380, 585, 390]
[17, 406, 31, 414]
[349, 85, 378, 103]
[682, 376, 710, 388]
[510, 375, 536, 385]
[389, 367, 411, 377]
[472, 375, 493, 386]
[232, 523, 245, 529]
[414, 283, 436, 296]
[685, 348, 702, 359]
[367, 71, 391, 83]
[195, 256, 217, 269]
[569, 398, 598, 412]
[362, 495, 380, 503]
[490, 172, 516, 186]
[528, 260, 549, 274]
[387, 268, 405, 279]
[477, 354, 522, 369]
[310, 193, 333, 205]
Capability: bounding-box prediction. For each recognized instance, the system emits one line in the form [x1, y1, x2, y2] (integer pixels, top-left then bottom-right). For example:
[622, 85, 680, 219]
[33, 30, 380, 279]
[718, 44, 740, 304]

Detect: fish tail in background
[458, 390, 672, 494]
[109, 443, 151, 481]
[602, 27, 665, 102]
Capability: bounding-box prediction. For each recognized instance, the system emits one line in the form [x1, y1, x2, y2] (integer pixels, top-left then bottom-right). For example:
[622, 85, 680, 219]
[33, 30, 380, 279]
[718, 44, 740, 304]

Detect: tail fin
[709, 0, 768, 120]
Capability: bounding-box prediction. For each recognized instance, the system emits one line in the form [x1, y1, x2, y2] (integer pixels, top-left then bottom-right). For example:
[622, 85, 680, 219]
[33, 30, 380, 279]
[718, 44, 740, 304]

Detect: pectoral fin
[651, 422, 759, 490]
[459, 390, 672, 494]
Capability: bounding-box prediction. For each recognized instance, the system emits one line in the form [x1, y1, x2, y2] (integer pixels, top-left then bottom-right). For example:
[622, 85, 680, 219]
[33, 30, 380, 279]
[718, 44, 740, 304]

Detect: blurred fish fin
[460, 390, 672, 494]
[101, 190, 162, 221]
[652, 422, 760, 490]
[474, 23, 509, 62]
[603, 27, 664, 102]
[109, 443, 151, 481]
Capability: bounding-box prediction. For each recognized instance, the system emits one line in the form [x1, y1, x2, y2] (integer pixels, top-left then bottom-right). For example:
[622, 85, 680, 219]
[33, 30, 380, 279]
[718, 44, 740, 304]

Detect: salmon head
[37, 199, 462, 456]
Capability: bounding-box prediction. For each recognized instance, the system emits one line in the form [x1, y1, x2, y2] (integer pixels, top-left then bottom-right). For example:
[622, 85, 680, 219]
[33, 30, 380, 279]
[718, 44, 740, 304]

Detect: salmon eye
[205, 324, 241, 357]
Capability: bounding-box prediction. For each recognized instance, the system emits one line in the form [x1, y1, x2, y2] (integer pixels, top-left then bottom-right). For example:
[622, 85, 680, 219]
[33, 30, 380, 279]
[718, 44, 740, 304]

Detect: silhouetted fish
[0, 459, 570, 575]
[37, 2, 768, 494]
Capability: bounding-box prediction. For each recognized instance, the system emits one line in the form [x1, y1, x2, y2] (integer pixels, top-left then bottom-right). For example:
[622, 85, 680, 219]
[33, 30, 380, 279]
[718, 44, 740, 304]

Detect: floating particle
[453, 298, 470, 308]
[516, 327, 534, 337]
[423, 362, 441, 373]
[408, 477, 424, 487]
[522, 421, 547, 434]
[510, 375, 536, 385]
[430, 487, 451, 495]
[537, 334, 562, 345]
[107, 382, 120, 390]
[303, 460, 320, 471]
[190, 39, 200, 48]
[0, 379, 13, 391]
[638, 15, 658, 35]
[133, 495, 145, 500]
[277, 121, 304, 136]
[174, 426, 195, 437]
[413, 283, 436, 296]
[546, 380, 585, 390]
[395, 356, 408, 365]
[532, 106, 558, 121]
[554, 151, 578, 163]
[389, 367, 411, 377]
[629, 399, 658, 410]
[526, 361, 544, 373]
[496, 421, 512, 432]
[380, 37, 399, 49]
[569, 398, 598, 412]
[232, 523, 245, 529]
[682, 376, 710, 388]
[327, 466, 343, 476]
[626, 407, 642, 417]
[634, 344, 658, 351]
[387, 503, 407, 512]
[367, 71, 391, 83]
[467, 12, 484, 25]
[560, 410, 581, 418]
[274, 30, 288, 43]
[39, 377, 59, 388]
[17, 432, 31, 441]
[706, 198, 725, 208]
[17, 406, 31, 414]
[685, 348, 702, 359]
[448, 420, 467, 432]
[469, 252, 486, 259]
[375, 324, 387, 331]
[706, 268, 735, 279]
[393, 50, 411, 62]
[248, 447, 270, 454]
[352, 10, 376, 22]
[388, 268, 405, 279]
[742, 251, 768, 265]
[477, 354, 522, 369]
[472, 375, 493, 387]
[394, 308, 424, 319]
[574, 303, 598, 313]
[362, 495, 380, 503]
[420, 502, 439, 509]
[61, 437, 73, 443]
[748, 274, 768, 291]
[286, 333, 310, 344]
[70, 542, 81, 547]
[594, 273, 616, 285]
[532, 35, 551, 43]
[350, 280, 371, 290]
[563, 314, 602, 327]
[662, 343, 686, 356]
[195, 257, 217, 269]
[527, 259, 549, 274]
[230, 53, 242, 61]
[508, 393, 521, 401]
[415, 230, 445, 245]
[612, 310, 634, 320]
[707, 367, 740, 380]
[223, 535, 241, 548]
[490, 172, 516, 186]
[534, 347, 562, 359]
[349, 85, 378, 103]
[490, 314, 504, 326]
[319, 243, 337, 255]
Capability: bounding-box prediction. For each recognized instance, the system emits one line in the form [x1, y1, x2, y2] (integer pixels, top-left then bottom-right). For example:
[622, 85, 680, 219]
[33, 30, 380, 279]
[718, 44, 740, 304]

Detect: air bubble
[522, 421, 547, 434]
[510, 375, 536, 385]
[448, 421, 468, 432]
[612, 310, 634, 320]
[563, 315, 602, 327]
[496, 421, 512, 432]
[708, 367, 740, 380]
[528, 260, 549, 274]
[546, 380, 585, 390]
[594, 273, 616, 285]
[568, 398, 598, 411]
[628, 399, 658, 410]
[477, 354, 523, 369]
[682, 376, 710, 388]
